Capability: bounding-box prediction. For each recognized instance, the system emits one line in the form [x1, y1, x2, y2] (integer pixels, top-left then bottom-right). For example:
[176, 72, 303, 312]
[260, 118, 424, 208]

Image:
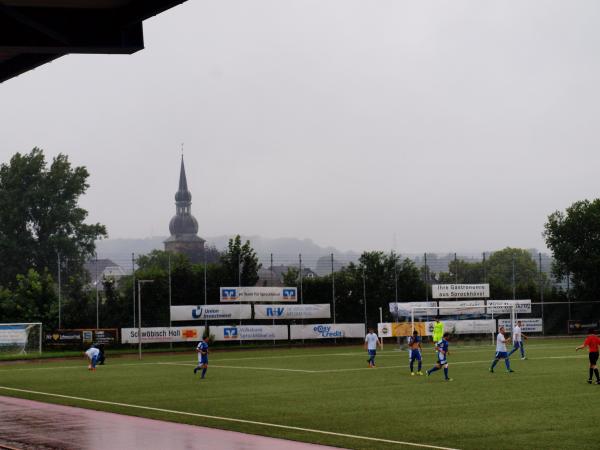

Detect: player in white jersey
[508, 320, 528, 360]
[490, 326, 514, 373]
[364, 328, 382, 368]
[84, 346, 100, 371]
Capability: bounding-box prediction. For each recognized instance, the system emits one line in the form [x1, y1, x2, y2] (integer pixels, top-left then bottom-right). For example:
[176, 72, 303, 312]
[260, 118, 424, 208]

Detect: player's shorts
[199, 356, 208, 365]
[589, 352, 599, 365]
[409, 349, 421, 361]
[368, 349, 377, 357]
[495, 351, 508, 359]
[513, 341, 523, 349]
[436, 354, 447, 365]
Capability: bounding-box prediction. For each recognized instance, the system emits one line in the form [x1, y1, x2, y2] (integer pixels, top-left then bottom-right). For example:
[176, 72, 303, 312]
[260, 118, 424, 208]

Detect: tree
[544, 199, 600, 299]
[220, 235, 261, 286]
[0, 149, 107, 287]
[485, 248, 541, 299]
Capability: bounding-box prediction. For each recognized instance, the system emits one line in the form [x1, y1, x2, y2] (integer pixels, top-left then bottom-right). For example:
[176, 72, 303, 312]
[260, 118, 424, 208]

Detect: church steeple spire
[175, 155, 192, 204]
[169, 155, 198, 236]
[165, 154, 206, 263]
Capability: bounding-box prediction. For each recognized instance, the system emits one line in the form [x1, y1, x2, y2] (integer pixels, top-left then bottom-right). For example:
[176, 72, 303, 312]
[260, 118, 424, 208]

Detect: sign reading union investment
[220, 287, 297, 302]
[432, 284, 490, 299]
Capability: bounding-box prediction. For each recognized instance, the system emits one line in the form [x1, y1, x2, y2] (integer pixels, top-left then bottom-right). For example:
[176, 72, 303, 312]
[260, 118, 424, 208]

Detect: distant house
[83, 259, 127, 290]
[256, 265, 318, 286]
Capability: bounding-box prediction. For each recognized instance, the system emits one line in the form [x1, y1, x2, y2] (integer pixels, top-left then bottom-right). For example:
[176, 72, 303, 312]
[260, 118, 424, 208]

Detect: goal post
[409, 304, 517, 346]
[0, 323, 42, 355]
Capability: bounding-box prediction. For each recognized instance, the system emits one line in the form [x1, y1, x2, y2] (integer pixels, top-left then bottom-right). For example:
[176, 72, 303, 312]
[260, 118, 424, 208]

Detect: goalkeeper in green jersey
[432, 317, 444, 346]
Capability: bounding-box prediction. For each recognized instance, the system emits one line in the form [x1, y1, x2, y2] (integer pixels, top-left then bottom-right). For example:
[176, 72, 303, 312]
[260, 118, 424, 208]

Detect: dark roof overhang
[0, 0, 187, 83]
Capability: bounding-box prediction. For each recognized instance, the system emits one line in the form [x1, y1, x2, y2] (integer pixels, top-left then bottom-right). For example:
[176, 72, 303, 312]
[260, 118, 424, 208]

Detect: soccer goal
[409, 304, 517, 346]
[0, 323, 42, 355]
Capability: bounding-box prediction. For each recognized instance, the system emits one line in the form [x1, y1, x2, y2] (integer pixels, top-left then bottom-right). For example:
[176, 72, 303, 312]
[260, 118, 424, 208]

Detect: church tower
[164, 156, 205, 262]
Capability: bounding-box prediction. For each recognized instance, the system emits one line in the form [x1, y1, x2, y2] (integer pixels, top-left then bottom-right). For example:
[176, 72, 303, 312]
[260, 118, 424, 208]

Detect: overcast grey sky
[2, 0, 600, 253]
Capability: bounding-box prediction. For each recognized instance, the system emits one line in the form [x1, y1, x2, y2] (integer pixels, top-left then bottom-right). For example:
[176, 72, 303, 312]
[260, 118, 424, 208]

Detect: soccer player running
[408, 330, 423, 376]
[194, 336, 209, 379]
[575, 329, 600, 384]
[432, 317, 444, 347]
[508, 320, 528, 360]
[364, 327, 382, 368]
[426, 332, 452, 381]
[490, 326, 514, 373]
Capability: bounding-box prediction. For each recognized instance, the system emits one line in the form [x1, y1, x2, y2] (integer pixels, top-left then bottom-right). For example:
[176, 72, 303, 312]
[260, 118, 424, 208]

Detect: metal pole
[271, 253, 274, 346]
[454, 252, 458, 283]
[424, 252, 428, 301]
[138, 281, 142, 360]
[137, 280, 154, 360]
[394, 254, 399, 347]
[132, 253, 136, 328]
[95, 253, 99, 329]
[168, 253, 172, 350]
[482, 252, 486, 283]
[512, 253, 516, 300]
[331, 253, 336, 324]
[238, 251, 242, 346]
[362, 267, 367, 331]
[539, 253, 544, 335]
[567, 272, 571, 321]
[57, 252, 61, 329]
[299, 253, 304, 344]
[204, 246, 208, 331]
[379, 307, 383, 324]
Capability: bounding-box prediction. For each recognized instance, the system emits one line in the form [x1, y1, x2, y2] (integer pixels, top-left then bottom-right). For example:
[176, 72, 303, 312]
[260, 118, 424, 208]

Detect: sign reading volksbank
[170, 305, 252, 321]
[220, 287, 298, 302]
[212, 325, 288, 341]
[254, 304, 330, 319]
[432, 284, 490, 299]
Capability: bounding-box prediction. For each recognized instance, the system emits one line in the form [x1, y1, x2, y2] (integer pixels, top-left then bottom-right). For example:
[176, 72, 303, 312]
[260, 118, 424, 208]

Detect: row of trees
[1, 148, 600, 330]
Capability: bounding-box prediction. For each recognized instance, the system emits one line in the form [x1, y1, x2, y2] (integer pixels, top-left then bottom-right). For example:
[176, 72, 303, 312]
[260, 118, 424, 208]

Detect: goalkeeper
[432, 317, 444, 346]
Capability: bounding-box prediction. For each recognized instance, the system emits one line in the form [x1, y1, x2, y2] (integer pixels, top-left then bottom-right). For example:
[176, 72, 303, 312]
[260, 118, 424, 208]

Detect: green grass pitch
[0, 338, 596, 450]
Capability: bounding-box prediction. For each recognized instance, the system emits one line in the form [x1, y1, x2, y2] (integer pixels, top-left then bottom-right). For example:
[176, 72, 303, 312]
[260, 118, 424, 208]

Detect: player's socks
[594, 368, 599, 381]
[589, 368, 594, 381]
[194, 366, 198, 374]
[443, 367, 449, 379]
[410, 361, 414, 373]
[418, 361, 422, 372]
[505, 359, 511, 371]
[201, 368, 207, 379]
[428, 366, 439, 374]
[490, 359, 498, 371]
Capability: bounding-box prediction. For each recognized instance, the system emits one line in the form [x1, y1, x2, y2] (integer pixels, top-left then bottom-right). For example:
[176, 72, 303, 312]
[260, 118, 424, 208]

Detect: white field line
[159, 362, 317, 373]
[158, 354, 586, 374]
[0, 386, 459, 450]
[0, 362, 168, 373]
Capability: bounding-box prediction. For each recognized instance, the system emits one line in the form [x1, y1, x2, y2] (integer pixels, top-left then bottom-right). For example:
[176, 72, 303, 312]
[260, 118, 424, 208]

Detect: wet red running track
[0, 396, 344, 450]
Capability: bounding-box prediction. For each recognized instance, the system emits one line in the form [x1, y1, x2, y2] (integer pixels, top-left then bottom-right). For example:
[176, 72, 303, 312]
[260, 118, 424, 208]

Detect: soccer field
[0, 338, 596, 450]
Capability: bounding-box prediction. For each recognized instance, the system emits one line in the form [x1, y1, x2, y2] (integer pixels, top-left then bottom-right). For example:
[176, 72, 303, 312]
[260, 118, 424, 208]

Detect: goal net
[407, 304, 517, 346]
[0, 323, 42, 355]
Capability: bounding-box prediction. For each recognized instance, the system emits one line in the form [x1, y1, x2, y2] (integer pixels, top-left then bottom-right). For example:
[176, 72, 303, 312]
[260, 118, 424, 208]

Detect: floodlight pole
[137, 279, 154, 360]
[57, 252, 61, 330]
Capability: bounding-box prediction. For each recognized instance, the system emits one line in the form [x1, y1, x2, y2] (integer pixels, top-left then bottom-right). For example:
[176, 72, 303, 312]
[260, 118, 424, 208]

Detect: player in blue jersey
[194, 336, 209, 379]
[490, 326, 514, 373]
[408, 330, 423, 376]
[426, 332, 452, 381]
